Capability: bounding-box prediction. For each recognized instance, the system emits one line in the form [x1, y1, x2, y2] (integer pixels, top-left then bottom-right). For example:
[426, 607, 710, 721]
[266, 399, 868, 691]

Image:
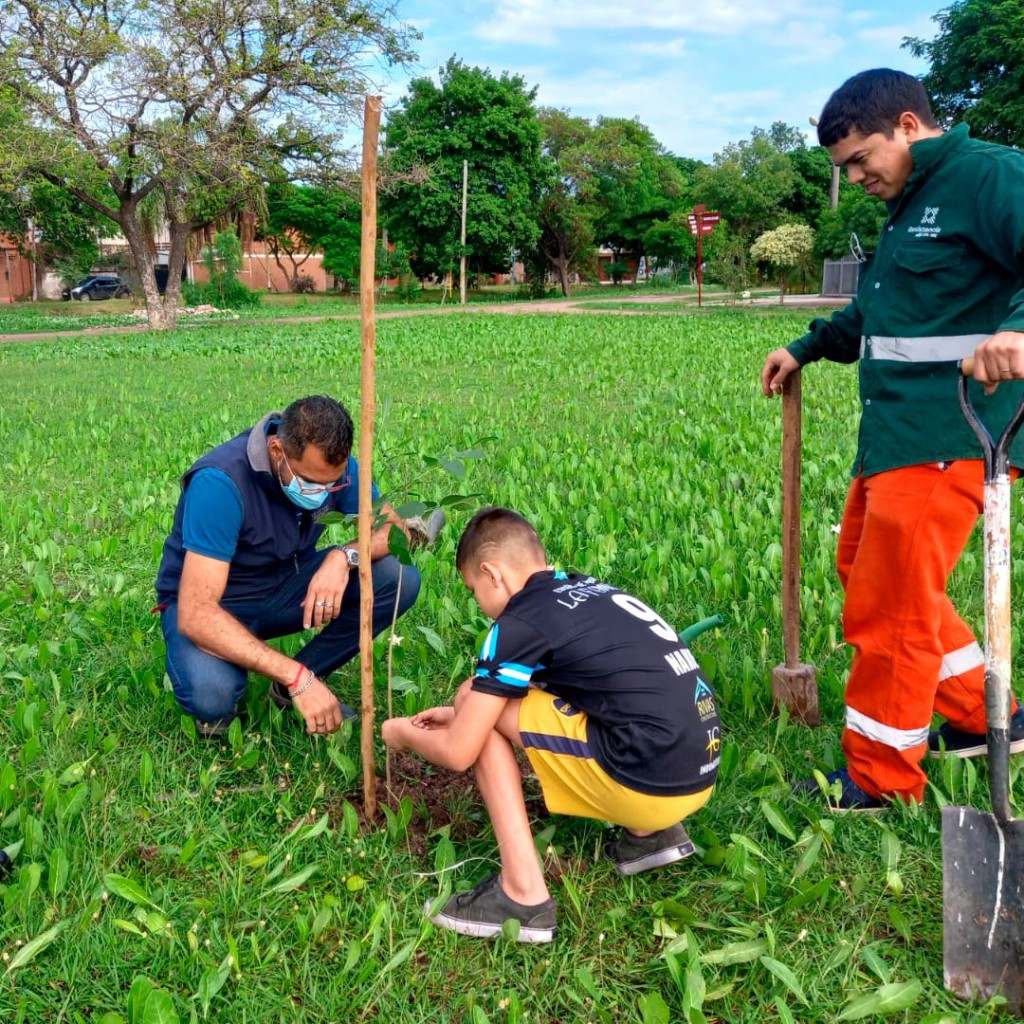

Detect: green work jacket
[787, 125, 1024, 476]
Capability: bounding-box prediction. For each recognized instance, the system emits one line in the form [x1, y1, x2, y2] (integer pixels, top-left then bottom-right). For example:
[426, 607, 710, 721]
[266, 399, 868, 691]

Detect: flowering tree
[750, 224, 815, 303]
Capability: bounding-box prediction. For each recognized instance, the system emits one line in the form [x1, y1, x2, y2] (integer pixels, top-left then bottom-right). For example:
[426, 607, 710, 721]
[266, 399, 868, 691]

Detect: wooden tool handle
[961, 356, 974, 376]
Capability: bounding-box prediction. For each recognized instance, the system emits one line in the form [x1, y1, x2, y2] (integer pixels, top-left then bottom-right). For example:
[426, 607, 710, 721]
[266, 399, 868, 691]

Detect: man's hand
[302, 548, 350, 630]
[292, 676, 344, 734]
[761, 348, 800, 397]
[971, 330, 1024, 393]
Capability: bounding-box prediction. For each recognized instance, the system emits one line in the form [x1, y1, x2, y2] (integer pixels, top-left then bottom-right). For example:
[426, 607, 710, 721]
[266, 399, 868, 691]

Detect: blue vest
[155, 413, 366, 604]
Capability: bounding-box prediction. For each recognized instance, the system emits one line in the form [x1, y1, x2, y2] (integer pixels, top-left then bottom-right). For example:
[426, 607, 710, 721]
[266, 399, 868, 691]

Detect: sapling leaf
[48, 846, 69, 899]
[127, 975, 157, 1024]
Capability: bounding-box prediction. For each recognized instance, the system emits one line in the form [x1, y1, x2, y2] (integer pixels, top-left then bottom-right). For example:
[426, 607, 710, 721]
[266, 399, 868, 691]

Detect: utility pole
[459, 160, 468, 306]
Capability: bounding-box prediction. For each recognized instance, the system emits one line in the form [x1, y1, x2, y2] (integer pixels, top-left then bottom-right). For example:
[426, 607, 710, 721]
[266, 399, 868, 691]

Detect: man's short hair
[816, 69, 938, 147]
[456, 507, 546, 572]
[278, 396, 354, 466]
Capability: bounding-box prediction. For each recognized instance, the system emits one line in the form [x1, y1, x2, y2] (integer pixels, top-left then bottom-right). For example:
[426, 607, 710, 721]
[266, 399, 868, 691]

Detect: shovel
[942, 357, 1024, 1015]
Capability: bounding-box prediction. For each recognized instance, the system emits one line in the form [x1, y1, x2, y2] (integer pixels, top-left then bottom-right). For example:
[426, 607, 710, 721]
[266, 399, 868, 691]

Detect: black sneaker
[793, 767, 887, 814]
[426, 873, 557, 943]
[928, 702, 1024, 759]
[604, 823, 696, 876]
[269, 680, 355, 721]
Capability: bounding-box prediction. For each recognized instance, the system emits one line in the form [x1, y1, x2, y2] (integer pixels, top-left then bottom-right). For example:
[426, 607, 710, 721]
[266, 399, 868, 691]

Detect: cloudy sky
[377, 0, 945, 161]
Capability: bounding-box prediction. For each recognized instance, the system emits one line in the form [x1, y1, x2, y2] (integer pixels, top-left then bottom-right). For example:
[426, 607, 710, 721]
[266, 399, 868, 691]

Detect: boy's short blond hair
[456, 507, 546, 572]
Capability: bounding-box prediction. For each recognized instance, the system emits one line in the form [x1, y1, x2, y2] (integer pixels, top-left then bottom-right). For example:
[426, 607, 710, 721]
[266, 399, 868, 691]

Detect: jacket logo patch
[921, 206, 939, 226]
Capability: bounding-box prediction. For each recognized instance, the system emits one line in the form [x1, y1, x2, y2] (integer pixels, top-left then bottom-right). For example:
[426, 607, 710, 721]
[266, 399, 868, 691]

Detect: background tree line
[0, 0, 1017, 324]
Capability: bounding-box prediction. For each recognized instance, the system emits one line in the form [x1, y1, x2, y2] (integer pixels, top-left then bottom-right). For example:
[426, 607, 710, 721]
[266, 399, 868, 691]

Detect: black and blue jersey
[471, 571, 721, 796]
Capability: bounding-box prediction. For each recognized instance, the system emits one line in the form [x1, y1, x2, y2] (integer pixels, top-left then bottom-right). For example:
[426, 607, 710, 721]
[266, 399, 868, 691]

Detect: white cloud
[475, 0, 835, 46]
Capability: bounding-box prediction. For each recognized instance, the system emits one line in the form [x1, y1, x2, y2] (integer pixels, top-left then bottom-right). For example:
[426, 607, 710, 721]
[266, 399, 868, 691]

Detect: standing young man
[761, 69, 1024, 810]
[156, 395, 422, 737]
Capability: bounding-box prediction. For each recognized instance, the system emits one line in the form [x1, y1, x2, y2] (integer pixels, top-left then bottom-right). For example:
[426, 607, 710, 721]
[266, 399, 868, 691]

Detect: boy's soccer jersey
[471, 571, 720, 796]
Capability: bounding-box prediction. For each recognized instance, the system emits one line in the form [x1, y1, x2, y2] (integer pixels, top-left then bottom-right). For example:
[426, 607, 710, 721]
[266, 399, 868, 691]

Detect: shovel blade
[942, 804, 1024, 1015]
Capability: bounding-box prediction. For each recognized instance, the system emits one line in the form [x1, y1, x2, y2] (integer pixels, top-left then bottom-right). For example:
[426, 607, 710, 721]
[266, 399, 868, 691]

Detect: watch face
[345, 547, 360, 566]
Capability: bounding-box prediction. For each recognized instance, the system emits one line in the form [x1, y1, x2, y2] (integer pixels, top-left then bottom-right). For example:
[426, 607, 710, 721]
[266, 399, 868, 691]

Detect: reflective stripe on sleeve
[845, 706, 930, 751]
[859, 334, 987, 362]
[937, 641, 984, 681]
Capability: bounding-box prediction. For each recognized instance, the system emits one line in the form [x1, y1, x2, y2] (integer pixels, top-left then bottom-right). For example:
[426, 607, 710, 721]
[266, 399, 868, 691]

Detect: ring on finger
[315, 600, 325, 607]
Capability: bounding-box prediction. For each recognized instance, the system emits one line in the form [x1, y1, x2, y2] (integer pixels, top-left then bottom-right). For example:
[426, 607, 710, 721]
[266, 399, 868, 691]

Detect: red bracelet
[286, 663, 306, 691]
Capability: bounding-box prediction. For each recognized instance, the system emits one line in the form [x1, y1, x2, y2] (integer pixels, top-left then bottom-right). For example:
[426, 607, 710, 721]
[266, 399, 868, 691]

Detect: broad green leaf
[791, 832, 823, 880]
[837, 980, 923, 1020]
[760, 955, 808, 1005]
[288, 812, 330, 845]
[104, 873, 160, 910]
[382, 939, 416, 972]
[127, 975, 156, 1024]
[416, 625, 446, 655]
[267, 863, 318, 893]
[5, 920, 67, 973]
[139, 989, 180, 1024]
[58, 754, 95, 786]
[346, 874, 366, 892]
[700, 938, 767, 965]
[639, 991, 670, 1024]
[759, 798, 796, 842]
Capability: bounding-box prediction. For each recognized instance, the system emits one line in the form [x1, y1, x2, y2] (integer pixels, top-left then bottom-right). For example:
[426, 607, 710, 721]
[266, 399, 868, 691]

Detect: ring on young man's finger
[315, 600, 326, 607]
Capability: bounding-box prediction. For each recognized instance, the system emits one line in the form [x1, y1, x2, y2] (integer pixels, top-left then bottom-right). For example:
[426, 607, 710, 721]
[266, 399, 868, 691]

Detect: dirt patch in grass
[328, 750, 549, 858]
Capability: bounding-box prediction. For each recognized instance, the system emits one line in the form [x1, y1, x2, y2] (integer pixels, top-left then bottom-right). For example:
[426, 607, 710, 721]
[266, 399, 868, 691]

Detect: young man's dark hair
[455, 506, 546, 572]
[816, 68, 938, 147]
[278, 395, 353, 465]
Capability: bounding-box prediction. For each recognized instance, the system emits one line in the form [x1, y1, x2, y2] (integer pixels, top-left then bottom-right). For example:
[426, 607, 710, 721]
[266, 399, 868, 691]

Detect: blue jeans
[162, 551, 420, 723]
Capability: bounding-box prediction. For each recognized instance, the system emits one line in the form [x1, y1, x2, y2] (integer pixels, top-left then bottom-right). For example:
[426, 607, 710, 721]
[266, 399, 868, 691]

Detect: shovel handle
[957, 358, 1024, 823]
[957, 358, 1024, 482]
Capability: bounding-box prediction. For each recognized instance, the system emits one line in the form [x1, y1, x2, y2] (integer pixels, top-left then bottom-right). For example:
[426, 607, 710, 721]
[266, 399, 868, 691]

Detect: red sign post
[687, 205, 721, 307]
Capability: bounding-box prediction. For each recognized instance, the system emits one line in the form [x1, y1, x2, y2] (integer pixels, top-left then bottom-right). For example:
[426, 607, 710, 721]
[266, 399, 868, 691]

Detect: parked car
[62, 274, 131, 301]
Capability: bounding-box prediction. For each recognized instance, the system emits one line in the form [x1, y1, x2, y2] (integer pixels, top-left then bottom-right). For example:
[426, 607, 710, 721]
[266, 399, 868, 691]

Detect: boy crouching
[382, 507, 720, 942]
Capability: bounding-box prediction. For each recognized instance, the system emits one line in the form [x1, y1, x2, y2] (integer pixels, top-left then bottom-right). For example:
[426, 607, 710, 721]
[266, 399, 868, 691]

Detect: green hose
[680, 613, 724, 645]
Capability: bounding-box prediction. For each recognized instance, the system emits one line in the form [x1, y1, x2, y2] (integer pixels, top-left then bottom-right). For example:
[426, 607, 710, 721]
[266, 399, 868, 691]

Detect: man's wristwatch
[342, 545, 360, 567]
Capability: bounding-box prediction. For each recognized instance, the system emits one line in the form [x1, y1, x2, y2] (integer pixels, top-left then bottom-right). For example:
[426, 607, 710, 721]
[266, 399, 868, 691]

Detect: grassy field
[0, 310, 1019, 1023]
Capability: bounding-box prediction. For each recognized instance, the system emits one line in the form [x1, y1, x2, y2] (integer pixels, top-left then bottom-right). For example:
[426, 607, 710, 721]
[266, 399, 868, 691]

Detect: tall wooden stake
[771, 370, 820, 725]
[359, 95, 382, 818]
[459, 159, 468, 306]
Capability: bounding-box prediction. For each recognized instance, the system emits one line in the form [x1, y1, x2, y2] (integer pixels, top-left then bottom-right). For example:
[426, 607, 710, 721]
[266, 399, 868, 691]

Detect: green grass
[0, 311, 1019, 1023]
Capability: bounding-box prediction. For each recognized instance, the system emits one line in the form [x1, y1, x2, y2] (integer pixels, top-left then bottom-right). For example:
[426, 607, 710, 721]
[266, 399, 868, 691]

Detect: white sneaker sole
[613, 838, 696, 877]
[927, 736, 1024, 760]
[426, 902, 555, 943]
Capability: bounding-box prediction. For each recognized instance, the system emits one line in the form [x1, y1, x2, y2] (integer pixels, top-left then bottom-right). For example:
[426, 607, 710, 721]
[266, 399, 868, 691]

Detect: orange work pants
[837, 460, 1017, 803]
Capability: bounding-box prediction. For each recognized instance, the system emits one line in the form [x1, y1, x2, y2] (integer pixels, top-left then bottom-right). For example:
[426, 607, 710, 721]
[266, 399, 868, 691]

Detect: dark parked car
[62, 274, 131, 301]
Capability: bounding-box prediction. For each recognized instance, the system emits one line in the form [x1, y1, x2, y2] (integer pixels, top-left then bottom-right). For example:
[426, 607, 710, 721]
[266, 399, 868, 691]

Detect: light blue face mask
[282, 474, 330, 510]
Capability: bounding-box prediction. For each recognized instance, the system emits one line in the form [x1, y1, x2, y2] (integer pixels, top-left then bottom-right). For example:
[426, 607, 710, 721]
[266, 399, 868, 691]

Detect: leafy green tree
[531, 109, 599, 296]
[750, 223, 815, 302]
[0, 180, 115, 284]
[0, 1, 415, 328]
[262, 184, 361, 291]
[814, 190, 887, 261]
[383, 58, 546, 281]
[696, 128, 795, 247]
[586, 117, 687, 267]
[904, 0, 1024, 148]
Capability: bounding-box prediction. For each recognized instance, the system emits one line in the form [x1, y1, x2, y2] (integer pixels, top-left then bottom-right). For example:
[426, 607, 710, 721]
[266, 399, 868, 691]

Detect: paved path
[0, 292, 851, 345]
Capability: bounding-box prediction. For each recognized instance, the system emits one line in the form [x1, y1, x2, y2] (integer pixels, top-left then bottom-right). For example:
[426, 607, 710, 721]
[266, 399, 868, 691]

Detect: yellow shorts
[518, 688, 713, 832]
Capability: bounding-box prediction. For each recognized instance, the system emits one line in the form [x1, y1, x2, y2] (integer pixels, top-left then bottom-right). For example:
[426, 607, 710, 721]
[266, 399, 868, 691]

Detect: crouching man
[156, 395, 421, 737]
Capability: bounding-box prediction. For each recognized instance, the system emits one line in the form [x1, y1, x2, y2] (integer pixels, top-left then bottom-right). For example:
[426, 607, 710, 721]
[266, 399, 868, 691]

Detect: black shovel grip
[958, 357, 1024, 479]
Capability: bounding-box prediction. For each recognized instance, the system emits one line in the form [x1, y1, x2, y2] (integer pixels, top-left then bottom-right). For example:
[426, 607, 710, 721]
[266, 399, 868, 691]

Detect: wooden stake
[359, 95, 382, 818]
[771, 369, 820, 725]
